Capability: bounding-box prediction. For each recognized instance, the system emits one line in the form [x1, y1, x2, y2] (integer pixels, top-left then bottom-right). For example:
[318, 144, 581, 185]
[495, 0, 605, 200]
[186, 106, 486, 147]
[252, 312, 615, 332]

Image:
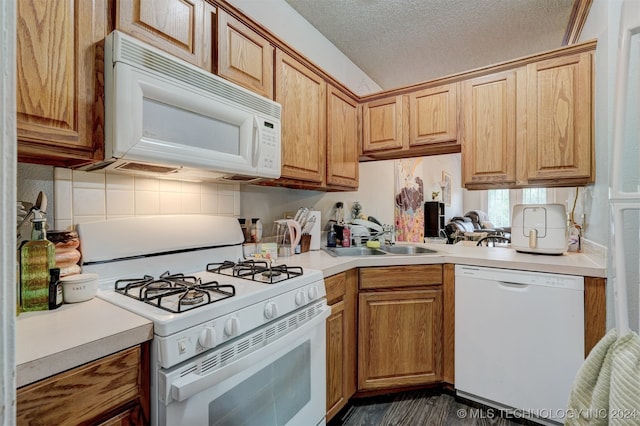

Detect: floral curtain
[394, 159, 424, 242]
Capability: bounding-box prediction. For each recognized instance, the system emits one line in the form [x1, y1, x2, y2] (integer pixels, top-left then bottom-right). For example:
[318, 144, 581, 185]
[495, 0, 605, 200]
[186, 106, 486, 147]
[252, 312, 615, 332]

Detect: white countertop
[289, 241, 607, 278]
[16, 298, 153, 388]
[16, 241, 604, 388]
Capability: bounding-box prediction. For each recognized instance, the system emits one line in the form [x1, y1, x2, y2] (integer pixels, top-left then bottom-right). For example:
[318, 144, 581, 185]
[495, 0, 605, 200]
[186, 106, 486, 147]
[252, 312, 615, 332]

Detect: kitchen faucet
[373, 225, 396, 246]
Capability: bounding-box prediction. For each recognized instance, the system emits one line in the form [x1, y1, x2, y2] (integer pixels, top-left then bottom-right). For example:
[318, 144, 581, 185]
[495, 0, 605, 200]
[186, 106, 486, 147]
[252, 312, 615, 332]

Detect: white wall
[579, 0, 623, 331]
[241, 154, 464, 236]
[225, 0, 382, 96]
[577, 0, 621, 246]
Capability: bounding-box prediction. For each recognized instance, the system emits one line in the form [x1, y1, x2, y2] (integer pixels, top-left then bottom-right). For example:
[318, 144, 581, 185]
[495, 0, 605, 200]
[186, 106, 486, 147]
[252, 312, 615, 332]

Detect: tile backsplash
[53, 168, 240, 230]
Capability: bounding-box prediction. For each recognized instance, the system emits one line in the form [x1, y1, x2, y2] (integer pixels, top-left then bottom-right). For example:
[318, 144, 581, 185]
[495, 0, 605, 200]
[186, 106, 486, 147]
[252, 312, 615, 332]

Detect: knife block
[300, 235, 311, 253]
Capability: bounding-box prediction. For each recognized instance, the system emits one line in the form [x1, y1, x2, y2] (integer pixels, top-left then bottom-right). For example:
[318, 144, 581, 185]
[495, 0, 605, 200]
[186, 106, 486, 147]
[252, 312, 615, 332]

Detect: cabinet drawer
[359, 265, 443, 290]
[325, 272, 347, 304]
[17, 346, 143, 425]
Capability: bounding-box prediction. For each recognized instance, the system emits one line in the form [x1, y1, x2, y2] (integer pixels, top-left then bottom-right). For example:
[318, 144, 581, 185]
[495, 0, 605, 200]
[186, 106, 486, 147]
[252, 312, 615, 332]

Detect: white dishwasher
[455, 265, 584, 424]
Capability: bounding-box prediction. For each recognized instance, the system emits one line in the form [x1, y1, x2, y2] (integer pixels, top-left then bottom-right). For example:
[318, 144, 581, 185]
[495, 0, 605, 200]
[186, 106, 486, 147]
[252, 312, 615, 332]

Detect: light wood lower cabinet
[325, 264, 603, 403]
[357, 265, 443, 391]
[17, 344, 150, 425]
[325, 270, 357, 422]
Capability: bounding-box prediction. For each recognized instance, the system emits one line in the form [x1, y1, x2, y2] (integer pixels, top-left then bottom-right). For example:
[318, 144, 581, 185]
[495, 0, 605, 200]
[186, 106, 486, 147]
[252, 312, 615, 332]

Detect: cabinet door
[216, 8, 274, 98]
[17, 346, 148, 425]
[362, 96, 408, 153]
[326, 85, 359, 189]
[358, 289, 443, 390]
[461, 70, 518, 187]
[275, 49, 326, 184]
[409, 83, 458, 147]
[116, 0, 212, 70]
[17, 0, 106, 166]
[326, 300, 347, 419]
[325, 271, 357, 421]
[524, 52, 593, 184]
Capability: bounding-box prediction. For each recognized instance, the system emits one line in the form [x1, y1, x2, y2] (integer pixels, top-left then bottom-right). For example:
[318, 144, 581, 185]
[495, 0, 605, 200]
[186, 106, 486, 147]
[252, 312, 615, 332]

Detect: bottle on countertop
[342, 225, 351, 247]
[327, 225, 337, 247]
[20, 215, 55, 312]
[250, 218, 263, 243]
[48, 268, 63, 310]
[238, 218, 250, 242]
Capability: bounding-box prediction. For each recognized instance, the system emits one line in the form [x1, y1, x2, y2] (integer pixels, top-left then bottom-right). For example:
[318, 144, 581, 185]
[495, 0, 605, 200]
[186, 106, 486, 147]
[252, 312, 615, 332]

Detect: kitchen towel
[566, 329, 640, 425]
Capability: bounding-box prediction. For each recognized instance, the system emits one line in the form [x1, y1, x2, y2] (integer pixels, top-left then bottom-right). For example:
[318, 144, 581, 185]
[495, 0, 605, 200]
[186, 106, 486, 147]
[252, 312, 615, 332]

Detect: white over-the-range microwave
[81, 30, 281, 183]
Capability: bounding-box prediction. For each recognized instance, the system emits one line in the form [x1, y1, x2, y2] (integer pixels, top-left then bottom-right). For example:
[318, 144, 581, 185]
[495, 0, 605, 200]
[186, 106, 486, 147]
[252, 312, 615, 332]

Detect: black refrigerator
[424, 201, 445, 238]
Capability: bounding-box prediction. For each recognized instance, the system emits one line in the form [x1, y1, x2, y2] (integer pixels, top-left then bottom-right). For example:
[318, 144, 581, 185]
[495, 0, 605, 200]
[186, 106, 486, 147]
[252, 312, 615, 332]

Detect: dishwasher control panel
[455, 265, 584, 290]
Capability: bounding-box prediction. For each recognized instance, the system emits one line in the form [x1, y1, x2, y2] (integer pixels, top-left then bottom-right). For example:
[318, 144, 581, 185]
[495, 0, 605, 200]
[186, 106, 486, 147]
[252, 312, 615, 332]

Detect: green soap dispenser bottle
[20, 215, 55, 312]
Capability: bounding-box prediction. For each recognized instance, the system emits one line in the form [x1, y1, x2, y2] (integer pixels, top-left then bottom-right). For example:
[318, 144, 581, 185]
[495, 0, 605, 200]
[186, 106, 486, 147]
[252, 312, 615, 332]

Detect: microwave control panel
[259, 120, 280, 174]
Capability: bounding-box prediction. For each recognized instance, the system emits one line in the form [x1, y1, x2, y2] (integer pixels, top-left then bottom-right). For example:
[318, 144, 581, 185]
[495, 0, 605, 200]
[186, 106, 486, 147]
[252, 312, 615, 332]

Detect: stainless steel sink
[379, 245, 438, 255]
[322, 247, 387, 257]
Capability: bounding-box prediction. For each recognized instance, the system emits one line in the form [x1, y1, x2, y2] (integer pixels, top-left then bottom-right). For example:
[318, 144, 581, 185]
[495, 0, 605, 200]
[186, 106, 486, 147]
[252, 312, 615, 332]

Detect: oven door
[157, 304, 330, 426]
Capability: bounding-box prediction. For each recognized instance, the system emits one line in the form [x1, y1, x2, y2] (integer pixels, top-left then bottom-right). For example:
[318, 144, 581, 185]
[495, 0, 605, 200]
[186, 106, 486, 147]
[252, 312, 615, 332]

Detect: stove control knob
[264, 301, 278, 320]
[198, 326, 217, 349]
[224, 317, 240, 337]
[295, 291, 306, 306]
[307, 286, 319, 300]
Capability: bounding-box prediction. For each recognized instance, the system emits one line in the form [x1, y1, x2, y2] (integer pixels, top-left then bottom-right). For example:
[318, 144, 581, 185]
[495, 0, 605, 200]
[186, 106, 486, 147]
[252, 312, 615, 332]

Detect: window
[486, 188, 548, 227]
[487, 189, 510, 227]
[522, 188, 547, 204]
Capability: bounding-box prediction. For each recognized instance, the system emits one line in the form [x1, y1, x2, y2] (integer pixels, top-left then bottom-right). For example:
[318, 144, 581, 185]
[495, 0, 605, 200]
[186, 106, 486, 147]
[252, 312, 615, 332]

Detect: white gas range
[77, 215, 329, 426]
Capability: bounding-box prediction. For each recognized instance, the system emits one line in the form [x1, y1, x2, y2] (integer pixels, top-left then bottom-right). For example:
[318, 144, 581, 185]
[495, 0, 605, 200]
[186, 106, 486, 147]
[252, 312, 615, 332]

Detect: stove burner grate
[115, 271, 235, 313]
[206, 260, 304, 284]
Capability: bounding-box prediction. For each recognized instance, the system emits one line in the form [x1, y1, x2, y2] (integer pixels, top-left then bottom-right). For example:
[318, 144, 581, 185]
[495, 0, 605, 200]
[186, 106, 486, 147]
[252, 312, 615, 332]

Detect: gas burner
[206, 260, 304, 284]
[262, 270, 281, 278]
[180, 289, 205, 306]
[115, 271, 236, 313]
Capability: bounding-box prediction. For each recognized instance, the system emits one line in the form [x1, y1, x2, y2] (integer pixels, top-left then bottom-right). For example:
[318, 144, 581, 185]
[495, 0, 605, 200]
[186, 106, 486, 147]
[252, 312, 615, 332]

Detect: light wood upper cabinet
[216, 8, 274, 98]
[523, 52, 593, 184]
[116, 0, 212, 70]
[17, 0, 107, 166]
[362, 86, 460, 159]
[461, 69, 519, 187]
[409, 83, 458, 147]
[362, 95, 408, 153]
[461, 49, 594, 189]
[275, 49, 326, 185]
[326, 85, 359, 189]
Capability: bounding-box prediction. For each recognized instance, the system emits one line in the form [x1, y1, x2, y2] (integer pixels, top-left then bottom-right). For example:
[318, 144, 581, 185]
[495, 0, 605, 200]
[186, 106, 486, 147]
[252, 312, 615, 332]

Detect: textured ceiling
[284, 0, 576, 90]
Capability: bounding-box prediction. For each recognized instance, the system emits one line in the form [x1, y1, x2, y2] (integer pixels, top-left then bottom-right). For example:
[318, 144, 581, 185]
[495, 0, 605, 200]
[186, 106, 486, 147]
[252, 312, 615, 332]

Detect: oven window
[209, 341, 311, 426]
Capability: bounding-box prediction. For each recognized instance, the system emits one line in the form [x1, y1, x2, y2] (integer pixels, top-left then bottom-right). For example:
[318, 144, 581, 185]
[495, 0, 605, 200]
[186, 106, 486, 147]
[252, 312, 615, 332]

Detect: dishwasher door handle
[498, 281, 529, 290]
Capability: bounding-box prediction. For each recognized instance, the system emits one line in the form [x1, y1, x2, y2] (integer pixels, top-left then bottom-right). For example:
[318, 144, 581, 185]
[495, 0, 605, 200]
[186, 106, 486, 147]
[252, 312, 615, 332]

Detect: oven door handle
[169, 305, 330, 403]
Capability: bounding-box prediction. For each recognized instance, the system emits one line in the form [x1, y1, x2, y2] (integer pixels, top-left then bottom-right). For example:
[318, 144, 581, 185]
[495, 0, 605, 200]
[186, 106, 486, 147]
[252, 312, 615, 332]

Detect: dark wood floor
[328, 390, 524, 426]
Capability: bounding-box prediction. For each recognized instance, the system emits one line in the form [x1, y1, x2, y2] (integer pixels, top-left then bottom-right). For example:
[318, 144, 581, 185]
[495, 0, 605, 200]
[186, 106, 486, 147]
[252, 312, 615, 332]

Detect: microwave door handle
[252, 115, 261, 168]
